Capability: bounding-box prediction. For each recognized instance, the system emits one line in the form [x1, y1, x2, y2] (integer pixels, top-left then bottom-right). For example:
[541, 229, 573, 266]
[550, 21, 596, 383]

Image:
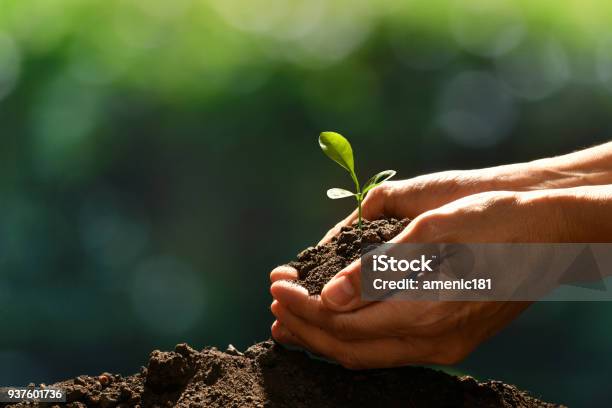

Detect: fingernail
[323, 276, 355, 307]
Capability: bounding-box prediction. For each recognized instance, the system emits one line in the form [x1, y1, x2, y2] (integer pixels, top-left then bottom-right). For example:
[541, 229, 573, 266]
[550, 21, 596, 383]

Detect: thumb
[321, 258, 371, 312]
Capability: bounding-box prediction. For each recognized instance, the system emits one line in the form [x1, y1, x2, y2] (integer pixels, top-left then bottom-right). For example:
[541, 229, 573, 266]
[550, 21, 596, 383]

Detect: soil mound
[4, 219, 563, 407]
[4, 341, 561, 408]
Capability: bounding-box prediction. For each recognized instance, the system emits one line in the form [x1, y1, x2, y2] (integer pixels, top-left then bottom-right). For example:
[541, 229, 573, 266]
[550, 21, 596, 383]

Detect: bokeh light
[131, 256, 205, 335]
[0, 32, 20, 102]
[437, 71, 516, 148]
[496, 35, 570, 100]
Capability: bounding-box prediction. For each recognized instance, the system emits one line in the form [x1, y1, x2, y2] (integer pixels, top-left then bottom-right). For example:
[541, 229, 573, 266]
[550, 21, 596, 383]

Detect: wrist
[463, 162, 549, 193]
[517, 186, 612, 242]
[474, 159, 592, 192]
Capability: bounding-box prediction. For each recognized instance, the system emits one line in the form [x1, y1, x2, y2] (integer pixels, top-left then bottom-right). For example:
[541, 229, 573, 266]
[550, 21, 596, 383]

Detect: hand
[270, 162, 554, 284]
[271, 169, 510, 283]
[269, 190, 567, 369]
[316, 170, 505, 245]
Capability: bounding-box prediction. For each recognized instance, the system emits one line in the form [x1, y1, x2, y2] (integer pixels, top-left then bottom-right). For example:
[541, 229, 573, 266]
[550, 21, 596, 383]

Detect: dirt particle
[145, 346, 198, 391]
[98, 374, 110, 386]
[73, 376, 87, 386]
[226, 344, 243, 356]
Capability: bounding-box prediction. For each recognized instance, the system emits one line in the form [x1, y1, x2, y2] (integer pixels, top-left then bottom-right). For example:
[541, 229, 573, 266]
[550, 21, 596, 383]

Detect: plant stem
[357, 196, 363, 230]
[350, 172, 362, 230]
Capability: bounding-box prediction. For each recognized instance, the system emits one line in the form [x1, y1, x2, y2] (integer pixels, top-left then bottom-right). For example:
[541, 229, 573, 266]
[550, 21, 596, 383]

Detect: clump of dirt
[5, 218, 563, 408]
[290, 218, 409, 295]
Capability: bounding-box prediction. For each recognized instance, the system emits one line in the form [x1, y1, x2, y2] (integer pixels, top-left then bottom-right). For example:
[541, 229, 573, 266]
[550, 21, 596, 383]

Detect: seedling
[318, 131, 396, 230]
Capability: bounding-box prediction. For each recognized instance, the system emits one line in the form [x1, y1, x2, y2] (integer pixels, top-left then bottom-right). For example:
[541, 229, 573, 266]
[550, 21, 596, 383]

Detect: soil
[290, 218, 410, 295]
[4, 219, 563, 408]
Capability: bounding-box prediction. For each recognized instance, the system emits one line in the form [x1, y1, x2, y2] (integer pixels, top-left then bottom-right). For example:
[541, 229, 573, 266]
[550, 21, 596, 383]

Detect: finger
[271, 301, 435, 369]
[271, 320, 304, 348]
[270, 278, 310, 302]
[318, 209, 358, 245]
[270, 265, 299, 283]
[272, 280, 459, 339]
[360, 184, 390, 219]
[272, 280, 409, 340]
[320, 259, 372, 312]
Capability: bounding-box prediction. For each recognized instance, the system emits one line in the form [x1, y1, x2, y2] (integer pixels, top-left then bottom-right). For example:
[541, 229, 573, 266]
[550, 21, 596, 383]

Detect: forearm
[519, 184, 612, 242]
[378, 142, 612, 221]
[472, 141, 612, 192]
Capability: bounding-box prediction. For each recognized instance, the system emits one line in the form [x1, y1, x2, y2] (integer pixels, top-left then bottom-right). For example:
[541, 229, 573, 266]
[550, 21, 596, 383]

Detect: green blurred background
[1, 0, 611, 406]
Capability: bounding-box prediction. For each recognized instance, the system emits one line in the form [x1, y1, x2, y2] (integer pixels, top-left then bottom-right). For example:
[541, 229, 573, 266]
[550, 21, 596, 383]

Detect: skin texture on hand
[270, 173, 612, 369]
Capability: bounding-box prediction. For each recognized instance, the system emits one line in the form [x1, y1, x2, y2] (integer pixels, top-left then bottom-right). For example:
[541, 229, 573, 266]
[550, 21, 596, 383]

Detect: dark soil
[290, 218, 410, 295]
[3, 342, 562, 408]
[4, 219, 563, 408]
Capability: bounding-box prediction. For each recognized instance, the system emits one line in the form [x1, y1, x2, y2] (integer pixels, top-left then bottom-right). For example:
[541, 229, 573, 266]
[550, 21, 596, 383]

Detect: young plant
[318, 131, 396, 230]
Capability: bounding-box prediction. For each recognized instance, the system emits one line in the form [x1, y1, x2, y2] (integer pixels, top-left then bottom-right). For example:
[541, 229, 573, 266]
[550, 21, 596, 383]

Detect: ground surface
[2, 341, 563, 408]
[4, 219, 563, 407]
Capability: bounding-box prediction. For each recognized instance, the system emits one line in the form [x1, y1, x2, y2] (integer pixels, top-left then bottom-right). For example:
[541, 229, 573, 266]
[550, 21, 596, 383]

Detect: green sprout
[318, 131, 396, 230]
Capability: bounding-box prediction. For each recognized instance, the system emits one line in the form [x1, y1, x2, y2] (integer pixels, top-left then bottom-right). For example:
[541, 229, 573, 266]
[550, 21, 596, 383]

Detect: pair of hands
[269, 170, 567, 369]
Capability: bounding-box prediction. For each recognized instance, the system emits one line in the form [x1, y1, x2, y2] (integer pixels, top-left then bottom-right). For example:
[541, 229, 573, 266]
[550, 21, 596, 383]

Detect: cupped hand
[269, 189, 564, 369]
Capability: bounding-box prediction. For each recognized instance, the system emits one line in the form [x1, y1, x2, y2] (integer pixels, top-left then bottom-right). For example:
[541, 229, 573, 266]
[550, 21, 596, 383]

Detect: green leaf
[362, 170, 396, 195]
[319, 132, 355, 174]
[326, 188, 356, 199]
